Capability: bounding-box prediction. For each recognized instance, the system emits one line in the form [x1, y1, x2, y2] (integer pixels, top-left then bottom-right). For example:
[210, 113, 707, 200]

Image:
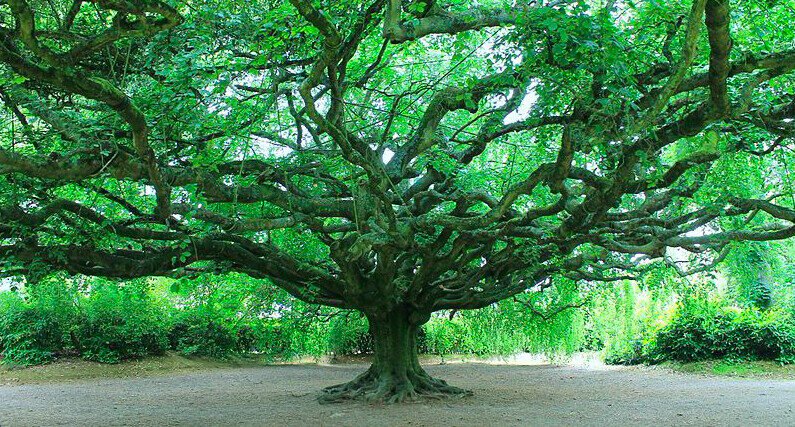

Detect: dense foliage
[654, 301, 795, 363]
[4, 247, 794, 368]
[592, 241, 795, 365]
[601, 297, 795, 365]
[0, 273, 583, 365]
[2, 0, 795, 403]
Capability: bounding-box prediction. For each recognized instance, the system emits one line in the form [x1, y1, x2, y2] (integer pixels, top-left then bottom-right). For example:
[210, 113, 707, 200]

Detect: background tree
[1, 0, 794, 402]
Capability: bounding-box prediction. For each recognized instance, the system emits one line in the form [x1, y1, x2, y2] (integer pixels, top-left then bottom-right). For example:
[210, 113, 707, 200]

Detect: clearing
[1, 355, 794, 426]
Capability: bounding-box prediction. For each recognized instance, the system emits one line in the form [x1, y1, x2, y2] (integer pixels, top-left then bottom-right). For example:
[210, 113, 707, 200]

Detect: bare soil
[1, 358, 794, 426]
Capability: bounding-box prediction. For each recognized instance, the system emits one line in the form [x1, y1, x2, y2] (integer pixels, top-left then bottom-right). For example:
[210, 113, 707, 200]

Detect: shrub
[74, 286, 169, 363]
[424, 317, 469, 355]
[327, 314, 372, 356]
[0, 289, 73, 365]
[168, 310, 240, 358]
[254, 323, 295, 357]
[253, 319, 329, 359]
[603, 339, 647, 365]
[0, 304, 67, 365]
[650, 299, 795, 364]
[653, 310, 712, 362]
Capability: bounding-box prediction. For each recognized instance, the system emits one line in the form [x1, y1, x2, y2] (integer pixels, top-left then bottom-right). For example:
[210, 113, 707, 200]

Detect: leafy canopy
[1, 0, 794, 314]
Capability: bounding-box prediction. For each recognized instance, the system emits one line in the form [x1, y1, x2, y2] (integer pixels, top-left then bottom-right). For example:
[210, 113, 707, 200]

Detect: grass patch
[664, 359, 795, 378]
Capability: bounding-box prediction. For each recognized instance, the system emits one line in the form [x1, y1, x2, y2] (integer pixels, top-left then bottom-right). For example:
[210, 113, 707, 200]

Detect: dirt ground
[1, 360, 794, 426]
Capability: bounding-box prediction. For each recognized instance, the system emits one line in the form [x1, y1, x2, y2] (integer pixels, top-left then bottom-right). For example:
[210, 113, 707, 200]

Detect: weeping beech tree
[1, 0, 795, 402]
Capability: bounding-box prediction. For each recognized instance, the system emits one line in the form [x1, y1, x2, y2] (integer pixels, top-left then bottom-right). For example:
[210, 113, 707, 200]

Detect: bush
[1, 274, 589, 365]
[0, 280, 171, 366]
[327, 314, 372, 356]
[650, 299, 795, 364]
[168, 311, 241, 358]
[253, 319, 328, 359]
[653, 310, 713, 362]
[424, 317, 468, 355]
[0, 289, 72, 365]
[603, 339, 647, 365]
[74, 285, 169, 363]
[253, 323, 294, 357]
[0, 304, 68, 365]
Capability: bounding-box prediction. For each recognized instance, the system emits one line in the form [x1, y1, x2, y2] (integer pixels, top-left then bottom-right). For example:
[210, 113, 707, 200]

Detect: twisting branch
[0, 0, 794, 318]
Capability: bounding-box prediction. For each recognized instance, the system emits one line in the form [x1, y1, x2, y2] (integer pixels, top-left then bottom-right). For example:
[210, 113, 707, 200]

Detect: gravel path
[1, 362, 794, 426]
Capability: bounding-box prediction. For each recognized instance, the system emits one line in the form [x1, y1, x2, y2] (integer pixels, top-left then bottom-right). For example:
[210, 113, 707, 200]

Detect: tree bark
[318, 306, 471, 403]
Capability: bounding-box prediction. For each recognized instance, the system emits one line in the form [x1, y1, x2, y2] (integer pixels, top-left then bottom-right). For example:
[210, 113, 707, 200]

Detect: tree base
[318, 365, 472, 404]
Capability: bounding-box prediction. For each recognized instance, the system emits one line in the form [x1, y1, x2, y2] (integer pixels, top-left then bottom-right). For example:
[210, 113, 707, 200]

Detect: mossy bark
[318, 307, 471, 403]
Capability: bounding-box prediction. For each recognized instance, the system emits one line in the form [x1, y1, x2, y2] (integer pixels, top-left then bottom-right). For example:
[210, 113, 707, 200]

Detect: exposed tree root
[318, 365, 472, 404]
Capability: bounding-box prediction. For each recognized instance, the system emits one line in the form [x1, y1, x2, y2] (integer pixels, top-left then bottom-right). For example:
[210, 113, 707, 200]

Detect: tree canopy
[1, 0, 794, 402]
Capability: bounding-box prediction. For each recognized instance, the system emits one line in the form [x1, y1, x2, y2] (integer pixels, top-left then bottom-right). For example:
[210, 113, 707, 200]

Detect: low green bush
[0, 303, 67, 365]
[74, 285, 169, 363]
[603, 339, 647, 365]
[0, 281, 171, 365]
[649, 300, 795, 364]
[424, 317, 471, 356]
[326, 313, 372, 356]
[253, 319, 329, 359]
[0, 288, 72, 365]
[1, 274, 589, 365]
[168, 310, 245, 358]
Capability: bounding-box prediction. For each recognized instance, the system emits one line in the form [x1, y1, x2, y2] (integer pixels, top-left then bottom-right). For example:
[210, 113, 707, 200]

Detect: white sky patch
[0, 276, 23, 292]
[21, 199, 39, 209]
[685, 224, 716, 238]
[251, 133, 293, 158]
[503, 88, 539, 125]
[630, 253, 653, 266]
[382, 148, 395, 164]
[585, 160, 602, 174]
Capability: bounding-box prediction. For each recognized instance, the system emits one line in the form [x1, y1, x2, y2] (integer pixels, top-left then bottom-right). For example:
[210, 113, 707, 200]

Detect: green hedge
[652, 302, 795, 363]
[167, 311, 251, 358]
[0, 283, 171, 365]
[606, 299, 795, 365]
[1, 277, 584, 366]
[74, 285, 170, 363]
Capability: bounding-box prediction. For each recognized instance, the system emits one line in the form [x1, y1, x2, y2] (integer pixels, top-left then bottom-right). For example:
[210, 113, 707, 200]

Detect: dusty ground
[1, 359, 794, 426]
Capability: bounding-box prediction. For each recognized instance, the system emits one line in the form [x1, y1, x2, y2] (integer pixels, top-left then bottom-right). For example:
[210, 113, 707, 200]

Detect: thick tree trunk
[318, 307, 471, 403]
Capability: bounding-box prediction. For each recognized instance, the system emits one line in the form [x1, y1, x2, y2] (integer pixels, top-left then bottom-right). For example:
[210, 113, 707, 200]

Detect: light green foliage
[0, 273, 590, 364]
[0, 277, 170, 365]
[590, 257, 795, 365]
[326, 314, 372, 357]
[168, 311, 244, 359]
[424, 280, 584, 357]
[588, 281, 676, 365]
[723, 242, 785, 309]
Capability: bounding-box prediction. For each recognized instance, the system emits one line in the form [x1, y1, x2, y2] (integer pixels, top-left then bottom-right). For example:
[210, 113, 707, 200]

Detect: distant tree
[1, 0, 794, 402]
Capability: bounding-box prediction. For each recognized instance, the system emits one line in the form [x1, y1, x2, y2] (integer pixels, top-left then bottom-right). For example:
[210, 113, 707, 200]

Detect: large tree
[1, 0, 795, 402]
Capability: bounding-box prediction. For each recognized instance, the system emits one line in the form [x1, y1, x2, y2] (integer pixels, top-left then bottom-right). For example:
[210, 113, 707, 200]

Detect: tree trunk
[318, 306, 471, 403]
